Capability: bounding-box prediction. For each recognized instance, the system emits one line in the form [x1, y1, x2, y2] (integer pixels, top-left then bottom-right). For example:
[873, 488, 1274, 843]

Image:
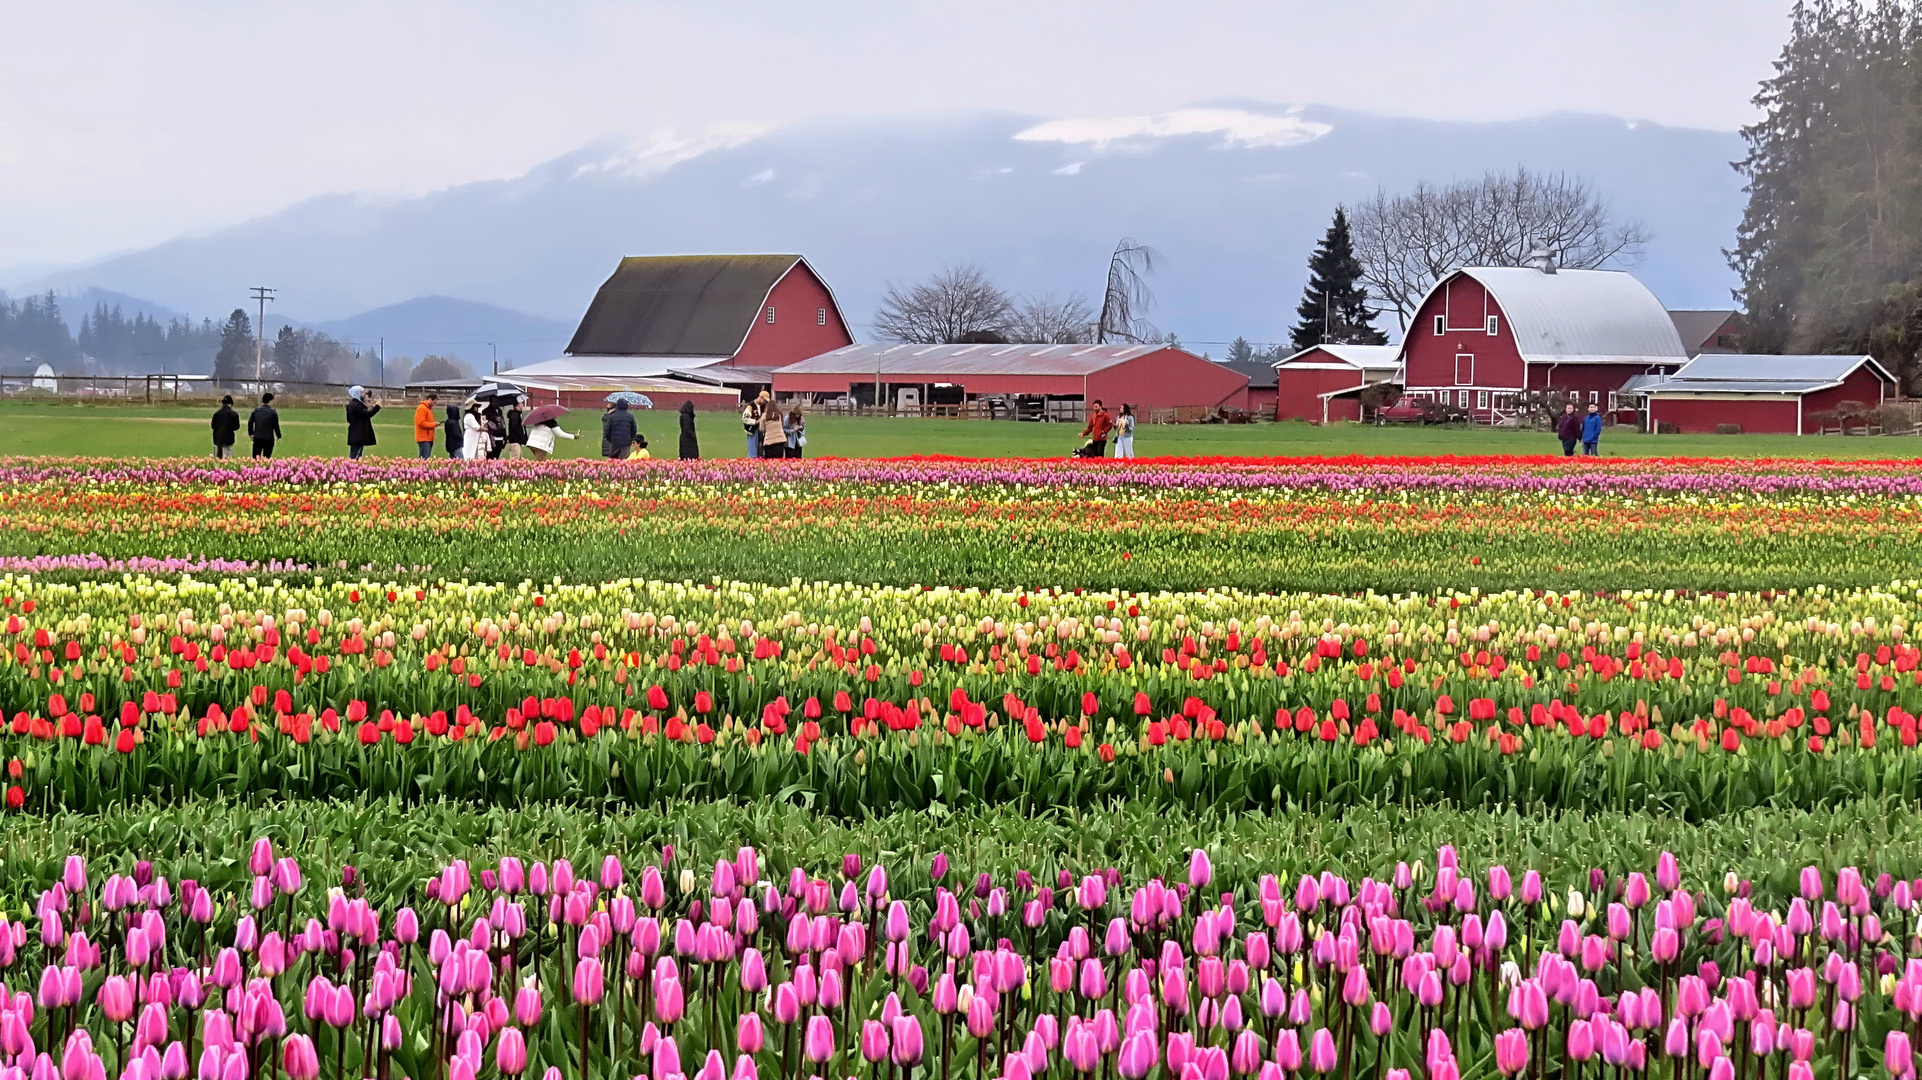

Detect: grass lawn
[0, 399, 1918, 459]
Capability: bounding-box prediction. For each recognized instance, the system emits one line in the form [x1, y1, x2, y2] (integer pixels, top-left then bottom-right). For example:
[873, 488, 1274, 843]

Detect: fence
[0, 375, 415, 405]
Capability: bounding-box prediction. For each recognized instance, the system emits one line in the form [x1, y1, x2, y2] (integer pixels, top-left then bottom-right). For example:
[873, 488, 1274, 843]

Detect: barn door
[1454, 353, 1474, 384]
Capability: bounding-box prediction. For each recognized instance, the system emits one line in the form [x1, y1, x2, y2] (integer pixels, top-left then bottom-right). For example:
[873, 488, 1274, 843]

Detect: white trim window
[1434, 315, 1446, 336]
[1485, 316, 1499, 335]
[817, 308, 827, 326]
[766, 306, 776, 324]
[1476, 390, 1490, 410]
[1457, 389, 1470, 409]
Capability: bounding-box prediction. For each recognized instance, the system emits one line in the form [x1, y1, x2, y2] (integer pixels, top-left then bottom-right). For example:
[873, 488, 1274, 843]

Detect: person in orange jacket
[413, 393, 439, 460]
[1077, 399, 1114, 458]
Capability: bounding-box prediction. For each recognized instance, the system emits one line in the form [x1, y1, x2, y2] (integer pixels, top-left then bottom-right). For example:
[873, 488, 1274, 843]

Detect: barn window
[1485, 316, 1499, 335]
[817, 308, 827, 326]
[1433, 315, 1445, 336]
[766, 306, 776, 324]
[1476, 390, 1490, 410]
[1589, 391, 1599, 404]
[1457, 390, 1469, 409]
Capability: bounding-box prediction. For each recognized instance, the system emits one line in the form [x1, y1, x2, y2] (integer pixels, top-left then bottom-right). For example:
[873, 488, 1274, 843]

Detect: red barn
[1270, 344, 1400, 422]
[1646, 354, 1895, 434]
[1399, 265, 1687, 421]
[773, 343, 1249, 415]
[497, 254, 852, 409]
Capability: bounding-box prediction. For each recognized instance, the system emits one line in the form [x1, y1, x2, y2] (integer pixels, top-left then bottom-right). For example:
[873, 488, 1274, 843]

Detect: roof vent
[1526, 247, 1559, 275]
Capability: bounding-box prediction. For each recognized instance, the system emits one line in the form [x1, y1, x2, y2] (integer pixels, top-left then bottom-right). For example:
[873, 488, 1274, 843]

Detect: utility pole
[249, 286, 276, 384]
[490, 343, 497, 375]
[379, 338, 385, 394]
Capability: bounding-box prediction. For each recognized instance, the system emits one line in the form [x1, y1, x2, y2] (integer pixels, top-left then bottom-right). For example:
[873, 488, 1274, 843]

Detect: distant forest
[0, 292, 221, 373]
[1734, 0, 1922, 390]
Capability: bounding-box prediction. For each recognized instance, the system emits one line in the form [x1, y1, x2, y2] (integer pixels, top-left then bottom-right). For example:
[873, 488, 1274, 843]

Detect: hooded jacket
[678, 401, 700, 460]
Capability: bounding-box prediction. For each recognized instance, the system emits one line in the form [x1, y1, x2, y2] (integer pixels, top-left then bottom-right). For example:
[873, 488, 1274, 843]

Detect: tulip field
[8, 452, 1922, 1078]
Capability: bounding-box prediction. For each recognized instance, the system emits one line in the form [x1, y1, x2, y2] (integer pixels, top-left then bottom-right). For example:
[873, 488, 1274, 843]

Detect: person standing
[1113, 404, 1137, 459]
[461, 403, 488, 460]
[742, 397, 764, 458]
[678, 400, 700, 460]
[782, 408, 806, 459]
[1555, 402, 1580, 457]
[211, 395, 240, 460]
[1582, 402, 1603, 457]
[758, 399, 788, 459]
[524, 418, 576, 460]
[443, 403, 464, 459]
[248, 393, 282, 459]
[602, 398, 638, 458]
[505, 400, 528, 459]
[413, 393, 439, 460]
[346, 386, 381, 459]
[482, 405, 507, 460]
[1077, 399, 1114, 458]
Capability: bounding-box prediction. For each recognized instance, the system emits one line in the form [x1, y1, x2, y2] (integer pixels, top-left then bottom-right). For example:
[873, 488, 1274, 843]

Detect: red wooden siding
[727, 264, 854, 369]
[1090, 351, 1251, 412]
[1402, 276, 1525, 394]
[1802, 365, 1891, 414]
[1650, 397, 1800, 435]
[1274, 365, 1365, 421]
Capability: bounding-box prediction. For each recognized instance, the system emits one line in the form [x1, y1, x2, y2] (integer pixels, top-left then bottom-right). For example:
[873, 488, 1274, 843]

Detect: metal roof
[782, 343, 1167, 377]
[1273, 344, 1401, 371]
[1430, 267, 1688, 365]
[1645, 354, 1893, 396]
[1215, 357, 1278, 389]
[565, 255, 814, 357]
[497, 355, 730, 382]
[1667, 310, 1739, 355]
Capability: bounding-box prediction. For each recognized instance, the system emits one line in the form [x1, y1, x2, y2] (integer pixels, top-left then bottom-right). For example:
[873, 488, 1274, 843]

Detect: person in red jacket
[1078, 399, 1114, 458]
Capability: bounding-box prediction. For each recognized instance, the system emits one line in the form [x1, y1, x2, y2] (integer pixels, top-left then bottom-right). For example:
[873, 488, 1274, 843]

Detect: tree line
[1731, 0, 1922, 389]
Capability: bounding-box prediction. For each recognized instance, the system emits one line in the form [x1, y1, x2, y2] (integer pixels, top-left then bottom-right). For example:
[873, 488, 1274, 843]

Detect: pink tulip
[280, 1037, 318, 1080]
[495, 1029, 527, 1076]
[803, 1016, 835, 1064]
[1307, 1030, 1337, 1075]
[1494, 1030, 1529, 1076]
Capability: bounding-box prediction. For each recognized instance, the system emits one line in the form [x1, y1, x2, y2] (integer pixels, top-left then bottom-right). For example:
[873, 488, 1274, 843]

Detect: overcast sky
[0, 0, 1794, 272]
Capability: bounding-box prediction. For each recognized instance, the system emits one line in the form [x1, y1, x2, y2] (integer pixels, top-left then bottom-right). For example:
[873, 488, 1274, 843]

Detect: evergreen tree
[1290, 208, 1387, 350]
[1226, 337, 1256, 365]
[213, 310, 253, 382]
[272, 324, 302, 380]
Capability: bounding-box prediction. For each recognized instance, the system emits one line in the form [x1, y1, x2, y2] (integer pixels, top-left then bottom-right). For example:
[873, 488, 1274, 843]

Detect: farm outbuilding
[1215, 357, 1279, 416]
[773, 343, 1250, 417]
[1645, 354, 1895, 435]
[1398, 261, 1688, 422]
[1271, 344, 1400, 423]
[496, 254, 853, 410]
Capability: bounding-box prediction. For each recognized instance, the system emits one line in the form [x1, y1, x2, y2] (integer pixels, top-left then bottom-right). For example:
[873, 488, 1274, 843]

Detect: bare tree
[872, 265, 1015, 343]
[1096, 238, 1162, 344]
[1350, 168, 1651, 330]
[270, 328, 353, 384]
[1007, 291, 1096, 344]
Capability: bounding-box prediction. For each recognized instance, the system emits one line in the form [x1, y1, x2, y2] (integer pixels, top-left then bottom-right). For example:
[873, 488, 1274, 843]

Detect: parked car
[1375, 399, 1428, 425]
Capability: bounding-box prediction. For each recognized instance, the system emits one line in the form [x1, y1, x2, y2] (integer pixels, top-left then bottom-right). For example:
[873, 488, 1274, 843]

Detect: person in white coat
[524, 419, 576, 459]
[461, 405, 489, 461]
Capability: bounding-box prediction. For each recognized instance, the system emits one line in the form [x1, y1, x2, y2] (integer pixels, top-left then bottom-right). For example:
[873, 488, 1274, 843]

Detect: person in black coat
[506, 401, 528, 459]
[211, 395, 241, 459]
[678, 400, 700, 460]
[443, 404, 463, 458]
[248, 393, 282, 459]
[602, 400, 638, 458]
[346, 386, 381, 459]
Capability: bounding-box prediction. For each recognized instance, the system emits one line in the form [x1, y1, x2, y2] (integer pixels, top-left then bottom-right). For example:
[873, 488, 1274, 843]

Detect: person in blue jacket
[1581, 402, 1603, 456]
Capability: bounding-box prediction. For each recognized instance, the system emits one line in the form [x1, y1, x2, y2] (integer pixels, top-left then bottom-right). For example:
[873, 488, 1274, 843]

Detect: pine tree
[213, 310, 253, 382]
[272, 324, 302, 381]
[1226, 337, 1256, 365]
[1290, 208, 1387, 350]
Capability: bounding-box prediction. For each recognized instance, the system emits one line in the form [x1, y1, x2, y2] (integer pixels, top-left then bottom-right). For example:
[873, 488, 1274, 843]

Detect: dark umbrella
[525, 404, 570, 426]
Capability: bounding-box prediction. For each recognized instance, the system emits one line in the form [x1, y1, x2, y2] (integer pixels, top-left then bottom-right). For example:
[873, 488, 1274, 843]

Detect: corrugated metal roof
[1274, 344, 1400, 371]
[1667, 310, 1739, 355]
[1642, 354, 1892, 396]
[1438, 267, 1688, 364]
[1665, 353, 1883, 384]
[497, 355, 730, 381]
[565, 255, 807, 357]
[782, 343, 1166, 377]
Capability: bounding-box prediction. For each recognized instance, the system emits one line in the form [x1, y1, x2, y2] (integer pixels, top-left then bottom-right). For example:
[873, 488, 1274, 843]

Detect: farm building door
[1454, 354, 1474, 384]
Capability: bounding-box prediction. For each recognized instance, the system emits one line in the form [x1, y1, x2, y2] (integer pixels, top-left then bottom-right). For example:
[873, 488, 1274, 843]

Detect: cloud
[1016, 108, 1333, 150]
